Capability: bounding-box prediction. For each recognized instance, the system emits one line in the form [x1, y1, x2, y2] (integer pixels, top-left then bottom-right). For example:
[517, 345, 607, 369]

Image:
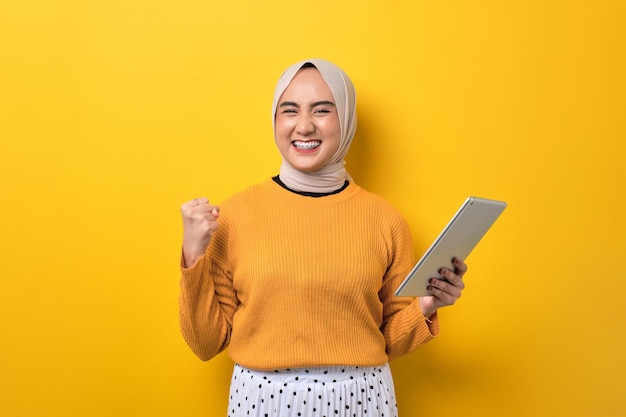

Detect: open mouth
[292, 140, 321, 151]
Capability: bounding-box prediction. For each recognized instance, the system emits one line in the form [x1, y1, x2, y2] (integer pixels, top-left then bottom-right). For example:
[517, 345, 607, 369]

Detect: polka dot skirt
[227, 363, 398, 417]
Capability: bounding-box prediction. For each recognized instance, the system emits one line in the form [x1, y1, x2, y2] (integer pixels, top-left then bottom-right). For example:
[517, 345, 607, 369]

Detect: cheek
[275, 116, 295, 136]
[320, 119, 341, 142]
[320, 114, 341, 134]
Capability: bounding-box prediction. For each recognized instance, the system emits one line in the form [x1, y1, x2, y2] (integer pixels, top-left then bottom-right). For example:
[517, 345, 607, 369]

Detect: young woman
[178, 59, 466, 417]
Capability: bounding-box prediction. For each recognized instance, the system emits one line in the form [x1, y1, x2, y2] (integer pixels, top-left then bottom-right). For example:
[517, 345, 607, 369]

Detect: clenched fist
[181, 197, 220, 268]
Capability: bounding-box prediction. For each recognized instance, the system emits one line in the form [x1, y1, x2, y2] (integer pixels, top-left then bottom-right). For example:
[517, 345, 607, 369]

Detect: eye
[280, 108, 297, 114]
[313, 108, 331, 114]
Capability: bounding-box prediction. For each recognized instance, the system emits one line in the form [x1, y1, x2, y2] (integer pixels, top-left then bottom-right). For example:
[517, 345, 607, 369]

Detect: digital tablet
[394, 197, 506, 297]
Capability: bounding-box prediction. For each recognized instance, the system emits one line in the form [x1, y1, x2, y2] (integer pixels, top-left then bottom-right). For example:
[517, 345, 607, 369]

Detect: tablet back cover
[395, 197, 506, 297]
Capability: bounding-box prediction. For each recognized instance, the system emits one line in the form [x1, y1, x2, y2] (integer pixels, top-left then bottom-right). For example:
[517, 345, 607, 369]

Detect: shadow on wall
[202, 352, 235, 412]
[389, 342, 529, 416]
[344, 103, 374, 186]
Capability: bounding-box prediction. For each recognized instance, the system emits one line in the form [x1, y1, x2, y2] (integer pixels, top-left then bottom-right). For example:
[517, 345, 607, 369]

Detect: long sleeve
[379, 212, 440, 361]
[178, 219, 238, 361]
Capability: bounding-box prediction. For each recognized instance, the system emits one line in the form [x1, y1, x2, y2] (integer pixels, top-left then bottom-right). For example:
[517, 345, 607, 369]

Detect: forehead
[279, 68, 334, 102]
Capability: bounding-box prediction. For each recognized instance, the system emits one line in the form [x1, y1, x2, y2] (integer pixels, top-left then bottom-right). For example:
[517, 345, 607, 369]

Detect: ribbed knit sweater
[179, 179, 439, 370]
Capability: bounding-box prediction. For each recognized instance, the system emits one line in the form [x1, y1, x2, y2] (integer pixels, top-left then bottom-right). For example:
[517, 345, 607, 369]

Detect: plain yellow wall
[1, 1, 624, 416]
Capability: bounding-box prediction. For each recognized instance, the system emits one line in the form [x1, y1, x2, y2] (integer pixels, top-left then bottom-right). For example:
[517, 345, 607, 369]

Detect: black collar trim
[272, 176, 349, 198]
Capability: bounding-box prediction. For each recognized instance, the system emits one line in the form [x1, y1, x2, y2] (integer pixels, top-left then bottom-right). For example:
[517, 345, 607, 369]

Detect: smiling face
[274, 67, 341, 173]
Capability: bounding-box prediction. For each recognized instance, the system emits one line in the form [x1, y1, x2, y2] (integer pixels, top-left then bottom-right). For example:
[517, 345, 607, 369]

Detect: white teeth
[293, 140, 321, 150]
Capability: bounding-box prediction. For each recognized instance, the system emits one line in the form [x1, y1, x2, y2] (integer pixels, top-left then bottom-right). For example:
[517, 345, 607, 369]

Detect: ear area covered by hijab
[272, 58, 357, 193]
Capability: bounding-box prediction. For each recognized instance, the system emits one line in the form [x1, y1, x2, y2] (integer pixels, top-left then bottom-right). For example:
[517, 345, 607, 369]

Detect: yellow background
[1, 0, 624, 416]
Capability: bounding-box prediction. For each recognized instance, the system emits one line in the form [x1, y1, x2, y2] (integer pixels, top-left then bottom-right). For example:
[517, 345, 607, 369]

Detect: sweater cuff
[423, 309, 440, 336]
[180, 249, 206, 273]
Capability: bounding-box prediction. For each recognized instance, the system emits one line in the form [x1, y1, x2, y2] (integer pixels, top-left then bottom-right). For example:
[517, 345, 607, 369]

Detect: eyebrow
[279, 100, 336, 108]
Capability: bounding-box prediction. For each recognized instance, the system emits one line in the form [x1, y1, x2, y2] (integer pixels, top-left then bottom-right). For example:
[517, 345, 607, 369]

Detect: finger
[193, 198, 219, 215]
[181, 199, 219, 219]
[440, 268, 464, 288]
[193, 204, 219, 218]
[452, 257, 468, 278]
[182, 197, 209, 208]
[426, 281, 458, 306]
[181, 199, 196, 211]
[428, 278, 462, 304]
[181, 197, 208, 212]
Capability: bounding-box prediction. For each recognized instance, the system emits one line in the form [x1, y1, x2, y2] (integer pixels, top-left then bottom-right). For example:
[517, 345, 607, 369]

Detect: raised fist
[180, 197, 220, 267]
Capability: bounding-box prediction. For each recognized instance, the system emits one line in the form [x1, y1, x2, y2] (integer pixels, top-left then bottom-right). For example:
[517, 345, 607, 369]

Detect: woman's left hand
[419, 257, 467, 318]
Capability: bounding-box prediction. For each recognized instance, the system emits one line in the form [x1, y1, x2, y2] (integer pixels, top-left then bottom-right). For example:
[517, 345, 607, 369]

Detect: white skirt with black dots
[227, 363, 399, 417]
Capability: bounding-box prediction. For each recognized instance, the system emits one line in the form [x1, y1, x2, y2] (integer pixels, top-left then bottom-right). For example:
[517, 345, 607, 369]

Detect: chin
[287, 157, 325, 173]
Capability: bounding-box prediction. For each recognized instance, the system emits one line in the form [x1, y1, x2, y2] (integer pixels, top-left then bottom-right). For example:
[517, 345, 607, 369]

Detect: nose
[295, 113, 315, 135]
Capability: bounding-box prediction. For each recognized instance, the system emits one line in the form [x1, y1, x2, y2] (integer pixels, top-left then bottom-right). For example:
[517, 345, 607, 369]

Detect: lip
[292, 140, 322, 153]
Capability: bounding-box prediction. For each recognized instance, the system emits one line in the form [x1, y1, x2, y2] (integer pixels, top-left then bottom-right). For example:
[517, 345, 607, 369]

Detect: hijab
[271, 58, 357, 193]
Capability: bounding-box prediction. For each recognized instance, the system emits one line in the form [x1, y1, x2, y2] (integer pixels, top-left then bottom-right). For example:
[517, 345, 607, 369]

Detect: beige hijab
[271, 58, 357, 193]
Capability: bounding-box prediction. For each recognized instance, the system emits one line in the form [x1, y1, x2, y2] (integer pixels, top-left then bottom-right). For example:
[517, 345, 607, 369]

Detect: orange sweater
[179, 179, 438, 370]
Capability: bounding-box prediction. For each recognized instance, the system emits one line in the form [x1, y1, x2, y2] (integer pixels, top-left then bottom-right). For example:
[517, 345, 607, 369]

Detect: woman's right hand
[180, 197, 220, 268]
